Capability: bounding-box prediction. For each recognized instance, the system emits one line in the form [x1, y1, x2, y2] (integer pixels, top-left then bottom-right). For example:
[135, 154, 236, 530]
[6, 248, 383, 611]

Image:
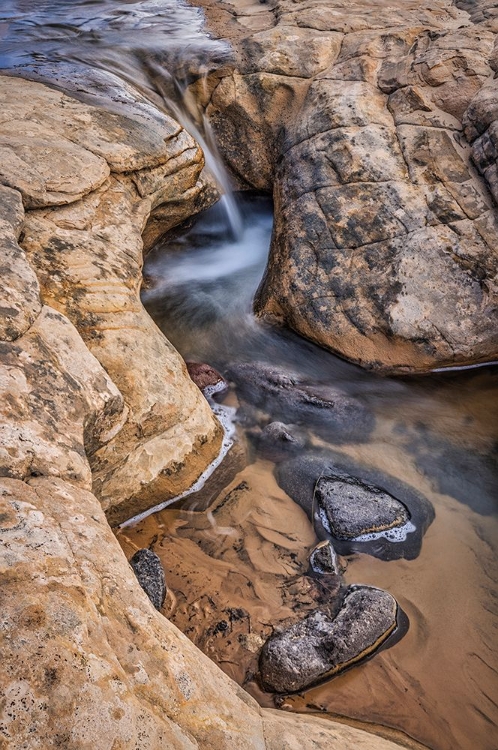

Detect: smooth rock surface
[194, 0, 498, 373]
[130, 548, 167, 610]
[259, 586, 398, 693]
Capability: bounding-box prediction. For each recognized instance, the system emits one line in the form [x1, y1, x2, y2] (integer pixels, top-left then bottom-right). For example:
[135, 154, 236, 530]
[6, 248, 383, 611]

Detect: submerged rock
[277, 451, 434, 560]
[315, 474, 410, 540]
[259, 586, 399, 693]
[227, 362, 374, 442]
[186, 361, 228, 395]
[251, 421, 307, 462]
[130, 548, 167, 611]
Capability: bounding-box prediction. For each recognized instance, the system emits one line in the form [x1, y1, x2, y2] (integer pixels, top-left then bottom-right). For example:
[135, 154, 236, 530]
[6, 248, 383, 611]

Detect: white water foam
[119, 382, 236, 529]
[318, 506, 417, 544]
[353, 520, 417, 543]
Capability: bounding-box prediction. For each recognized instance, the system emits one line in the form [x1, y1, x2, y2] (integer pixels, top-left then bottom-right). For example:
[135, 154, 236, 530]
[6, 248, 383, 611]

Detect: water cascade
[1, 4, 497, 750]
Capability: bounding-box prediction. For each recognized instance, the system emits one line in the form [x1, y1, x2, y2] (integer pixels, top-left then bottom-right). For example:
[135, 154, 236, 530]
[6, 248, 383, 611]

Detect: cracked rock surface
[193, 0, 498, 373]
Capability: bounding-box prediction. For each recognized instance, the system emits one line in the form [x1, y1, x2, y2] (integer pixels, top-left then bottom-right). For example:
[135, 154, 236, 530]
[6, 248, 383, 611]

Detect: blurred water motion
[144, 195, 498, 521]
[1, 4, 498, 747]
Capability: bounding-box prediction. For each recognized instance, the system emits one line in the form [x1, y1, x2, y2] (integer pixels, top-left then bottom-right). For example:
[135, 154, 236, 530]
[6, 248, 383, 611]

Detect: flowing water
[2, 3, 498, 749]
[121, 194, 498, 750]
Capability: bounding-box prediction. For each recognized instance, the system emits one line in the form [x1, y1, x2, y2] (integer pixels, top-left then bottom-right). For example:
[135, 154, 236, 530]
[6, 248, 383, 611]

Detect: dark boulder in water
[226, 362, 374, 442]
[129, 549, 167, 611]
[276, 451, 434, 560]
[259, 585, 400, 693]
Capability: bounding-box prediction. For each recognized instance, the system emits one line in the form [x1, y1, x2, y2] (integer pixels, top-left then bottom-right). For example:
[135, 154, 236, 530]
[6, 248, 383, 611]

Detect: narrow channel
[2, 2, 497, 748]
[119, 190, 498, 750]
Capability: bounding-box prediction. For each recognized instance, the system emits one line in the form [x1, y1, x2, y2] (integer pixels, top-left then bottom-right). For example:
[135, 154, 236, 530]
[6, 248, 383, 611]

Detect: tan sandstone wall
[193, 0, 498, 373]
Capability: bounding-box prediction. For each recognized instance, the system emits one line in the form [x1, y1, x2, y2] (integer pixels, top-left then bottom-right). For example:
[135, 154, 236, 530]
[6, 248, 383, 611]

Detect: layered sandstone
[194, 0, 498, 373]
[0, 74, 222, 525]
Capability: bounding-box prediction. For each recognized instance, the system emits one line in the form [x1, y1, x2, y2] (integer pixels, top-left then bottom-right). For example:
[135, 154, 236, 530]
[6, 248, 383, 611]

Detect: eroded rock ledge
[0, 74, 222, 525]
[193, 0, 498, 373]
[0, 73, 405, 748]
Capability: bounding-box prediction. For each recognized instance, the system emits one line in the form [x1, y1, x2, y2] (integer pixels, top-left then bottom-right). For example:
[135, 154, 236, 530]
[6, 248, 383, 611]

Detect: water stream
[2, 3, 498, 749]
[127, 193, 498, 750]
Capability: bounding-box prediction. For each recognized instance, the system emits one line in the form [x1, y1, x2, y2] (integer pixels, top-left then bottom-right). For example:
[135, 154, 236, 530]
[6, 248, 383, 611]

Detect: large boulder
[195, 0, 498, 373]
[259, 586, 399, 693]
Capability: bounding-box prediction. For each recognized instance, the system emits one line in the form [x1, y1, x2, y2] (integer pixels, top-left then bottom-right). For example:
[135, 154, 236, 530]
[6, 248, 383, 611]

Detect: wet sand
[117, 416, 498, 750]
[117, 196, 498, 750]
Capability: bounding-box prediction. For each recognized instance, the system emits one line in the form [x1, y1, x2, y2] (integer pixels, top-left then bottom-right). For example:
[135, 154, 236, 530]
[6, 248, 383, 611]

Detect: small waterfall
[0, 0, 243, 239]
[137, 54, 243, 239]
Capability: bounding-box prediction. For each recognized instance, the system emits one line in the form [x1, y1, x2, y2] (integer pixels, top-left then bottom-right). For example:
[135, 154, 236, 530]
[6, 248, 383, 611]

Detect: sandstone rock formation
[194, 0, 498, 373]
[0, 72, 404, 749]
[0, 74, 222, 525]
[1, 475, 404, 749]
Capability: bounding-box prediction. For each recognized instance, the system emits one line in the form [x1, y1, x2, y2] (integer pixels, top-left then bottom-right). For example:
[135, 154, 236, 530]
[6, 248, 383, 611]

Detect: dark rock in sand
[186, 361, 228, 395]
[226, 362, 374, 442]
[315, 474, 409, 540]
[308, 540, 342, 578]
[276, 451, 435, 560]
[129, 549, 167, 611]
[308, 540, 343, 598]
[259, 585, 399, 694]
[252, 421, 307, 462]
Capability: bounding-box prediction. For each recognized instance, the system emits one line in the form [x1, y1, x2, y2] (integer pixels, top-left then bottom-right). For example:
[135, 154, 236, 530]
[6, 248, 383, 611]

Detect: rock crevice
[0, 69, 405, 749]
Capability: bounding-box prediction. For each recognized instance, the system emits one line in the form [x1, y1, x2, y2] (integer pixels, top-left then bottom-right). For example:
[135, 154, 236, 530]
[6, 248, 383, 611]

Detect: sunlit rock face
[194, 0, 498, 374]
[0, 74, 223, 525]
